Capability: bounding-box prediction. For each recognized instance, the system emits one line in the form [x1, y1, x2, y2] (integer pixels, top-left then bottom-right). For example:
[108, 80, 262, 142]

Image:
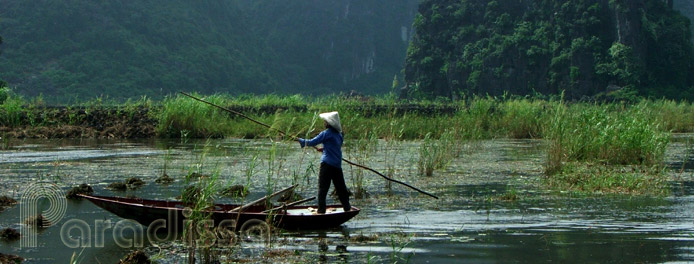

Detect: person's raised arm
[298, 130, 326, 148]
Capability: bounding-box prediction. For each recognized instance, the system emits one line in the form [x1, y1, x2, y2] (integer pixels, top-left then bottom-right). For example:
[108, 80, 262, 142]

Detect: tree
[404, 0, 694, 100]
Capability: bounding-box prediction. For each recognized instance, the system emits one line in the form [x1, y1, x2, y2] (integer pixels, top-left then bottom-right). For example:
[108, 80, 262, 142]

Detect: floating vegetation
[0, 228, 20, 241]
[263, 249, 296, 259]
[117, 250, 152, 264]
[24, 214, 49, 228]
[545, 163, 669, 195]
[125, 177, 145, 188]
[495, 188, 519, 202]
[350, 233, 380, 243]
[154, 173, 174, 184]
[220, 184, 248, 198]
[0, 196, 17, 207]
[107, 178, 145, 191]
[107, 182, 127, 191]
[65, 183, 94, 199]
[0, 253, 23, 264]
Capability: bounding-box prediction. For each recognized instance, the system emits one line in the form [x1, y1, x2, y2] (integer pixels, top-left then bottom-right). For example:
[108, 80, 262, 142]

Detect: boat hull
[79, 194, 359, 231]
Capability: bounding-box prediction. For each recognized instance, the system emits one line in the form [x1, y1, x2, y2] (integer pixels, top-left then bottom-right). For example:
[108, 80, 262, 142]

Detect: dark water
[1, 136, 693, 263]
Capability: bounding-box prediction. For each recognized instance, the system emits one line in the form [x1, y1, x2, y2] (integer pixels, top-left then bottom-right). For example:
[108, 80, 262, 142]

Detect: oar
[229, 184, 297, 213]
[180, 92, 439, 200]
[262, 196, 317, 213]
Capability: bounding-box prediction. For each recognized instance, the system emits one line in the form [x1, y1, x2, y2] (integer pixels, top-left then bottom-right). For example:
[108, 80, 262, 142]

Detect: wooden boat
[78, 194, 359, 231]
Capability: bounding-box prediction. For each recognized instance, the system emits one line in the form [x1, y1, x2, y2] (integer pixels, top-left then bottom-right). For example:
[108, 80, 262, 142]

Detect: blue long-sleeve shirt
[299, 127, 343, 168]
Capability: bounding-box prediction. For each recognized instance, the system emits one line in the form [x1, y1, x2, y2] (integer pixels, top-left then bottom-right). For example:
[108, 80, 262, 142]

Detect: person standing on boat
[298, 111, 351, 214]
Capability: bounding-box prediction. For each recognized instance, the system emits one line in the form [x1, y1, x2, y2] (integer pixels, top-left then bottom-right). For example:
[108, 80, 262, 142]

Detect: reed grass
[417, 130, 460, 177]
[344, 130, 378, 198]
[2, 92, 689, 195]
[5, 92, 689, 143]
[543, 96, 671, 195]
[646, 99, 694, 133]
[545, 103, 669, 167]
[0, 96, 25, 127]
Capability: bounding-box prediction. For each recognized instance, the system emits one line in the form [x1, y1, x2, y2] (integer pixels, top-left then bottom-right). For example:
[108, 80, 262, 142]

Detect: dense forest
[0, 0, 419, 102]
[404, 0, 694, 100]
[675, 0, 694, 40]
[1, 0, 694, 102]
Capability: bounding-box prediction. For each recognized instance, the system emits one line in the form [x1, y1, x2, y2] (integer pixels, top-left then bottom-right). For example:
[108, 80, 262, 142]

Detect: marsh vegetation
[1, 92, 692, 195]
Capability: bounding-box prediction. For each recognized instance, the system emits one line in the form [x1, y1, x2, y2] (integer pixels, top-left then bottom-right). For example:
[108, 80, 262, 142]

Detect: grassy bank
[1, 92, 689, 195]
[1, 92, 692, 141]
[153, 93, 681, 195]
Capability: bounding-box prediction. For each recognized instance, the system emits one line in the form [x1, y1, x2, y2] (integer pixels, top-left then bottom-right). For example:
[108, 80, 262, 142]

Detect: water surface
[1, 136, 693, 263]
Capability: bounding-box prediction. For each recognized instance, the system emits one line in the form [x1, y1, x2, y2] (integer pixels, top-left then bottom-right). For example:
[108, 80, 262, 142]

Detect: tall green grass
[0, 96, 25, 127]
[545, 102, 669, 167]
[647, 99, 694, 133]
[543, 97, 671, 195]
[4, 92, 694, 141]
[157, 94, 243, 138]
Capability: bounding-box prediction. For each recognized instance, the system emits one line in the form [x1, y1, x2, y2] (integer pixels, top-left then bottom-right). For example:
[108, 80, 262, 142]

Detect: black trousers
[318, 162, 351, 213]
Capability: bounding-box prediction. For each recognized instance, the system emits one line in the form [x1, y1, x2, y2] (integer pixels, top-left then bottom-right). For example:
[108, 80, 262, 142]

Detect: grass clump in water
[544, 96, 671, 195]
[417, 128, 463, 177]
[66, 184, 94, 199]
[0, 228, 20, 241]
[546, 163, 668, 195]
[0, 196, 17, 207]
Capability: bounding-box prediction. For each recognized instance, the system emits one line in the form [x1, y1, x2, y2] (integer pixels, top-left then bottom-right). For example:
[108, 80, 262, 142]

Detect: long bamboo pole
[180, 92, 439, 199]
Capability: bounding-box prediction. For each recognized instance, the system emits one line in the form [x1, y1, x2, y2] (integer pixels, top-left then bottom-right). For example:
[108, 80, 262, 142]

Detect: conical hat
[319, 111, 342, 133]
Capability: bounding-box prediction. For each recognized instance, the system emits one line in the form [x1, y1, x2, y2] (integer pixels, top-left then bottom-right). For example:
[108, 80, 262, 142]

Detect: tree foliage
[0, 1, 419, 103]
[405, 0, 694, 100]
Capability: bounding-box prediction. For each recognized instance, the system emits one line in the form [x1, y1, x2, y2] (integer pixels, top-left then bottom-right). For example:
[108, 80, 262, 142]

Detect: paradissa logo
[20, 182, 271, 249]
[20, 182, 67, 248]
[59, 207, 272, 249]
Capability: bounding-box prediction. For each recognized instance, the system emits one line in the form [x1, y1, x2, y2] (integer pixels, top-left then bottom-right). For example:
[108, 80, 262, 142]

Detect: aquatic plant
[417, 129, 459, 177]
[0, 196, 17, 207]
[244, 151, 260, 197]
[344, 130, 378, 199]
[107, 182, 127, 191]
[494, 98, 547, 138]
[65, 184, 94, 199]
[545, 163, 669, 195]
[155, 173, 174, 184]
[496, 187, 519, 202]
[155, 149, 174, 184]
[387, 232, 414, 264]
[546, 103, 669, 166]
[0, 253, 23, 264]
[543, 94, 671, 194]
[0, 228, 20, 241]
[117, 250, 152, 264]
[647, 99, 694, 133]
[24, 214, 48, 228]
